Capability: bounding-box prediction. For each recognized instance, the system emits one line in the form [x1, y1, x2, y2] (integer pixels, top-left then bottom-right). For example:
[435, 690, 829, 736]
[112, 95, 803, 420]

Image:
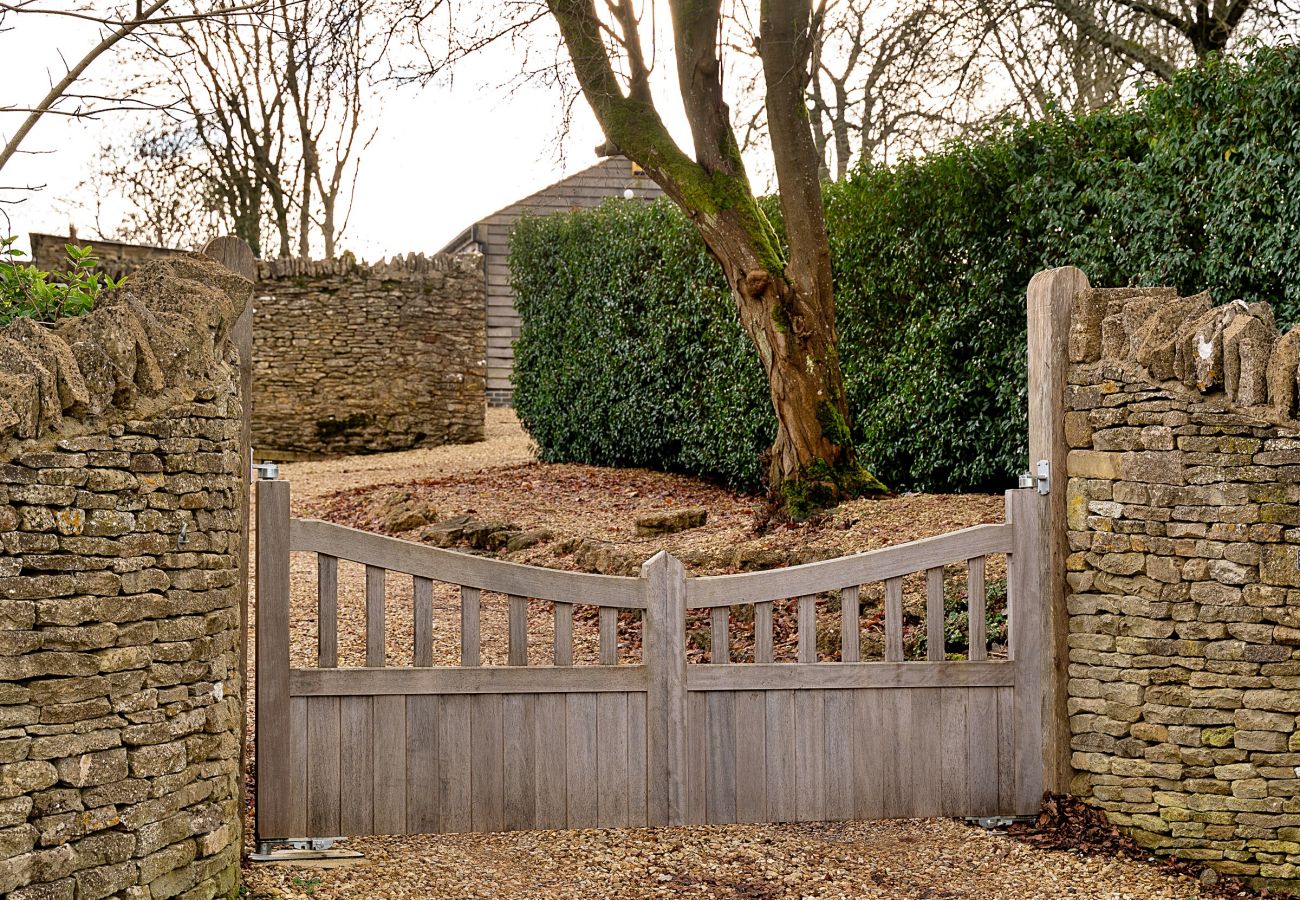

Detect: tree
[0, 0, 269, 191]
[546, 0, 885, 513]
[95, 0, 377, 257]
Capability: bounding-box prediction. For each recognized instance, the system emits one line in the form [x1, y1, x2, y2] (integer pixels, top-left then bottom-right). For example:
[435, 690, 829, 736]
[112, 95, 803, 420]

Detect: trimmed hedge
[511, 45, 1300, 493]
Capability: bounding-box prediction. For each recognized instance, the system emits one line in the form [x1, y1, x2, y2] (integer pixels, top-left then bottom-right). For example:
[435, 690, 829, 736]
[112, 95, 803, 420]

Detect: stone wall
[1065, 286, 1300, 891]
[252, 253, 485, 457]
[0, 255, 249, 899]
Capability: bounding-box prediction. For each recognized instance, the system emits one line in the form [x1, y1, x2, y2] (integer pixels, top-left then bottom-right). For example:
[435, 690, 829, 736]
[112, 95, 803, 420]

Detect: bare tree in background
[0, 0, 269, 196]
[729, 0, 989, 179]
[98, 0, 377, 256]
[962, 0, 1300, 120]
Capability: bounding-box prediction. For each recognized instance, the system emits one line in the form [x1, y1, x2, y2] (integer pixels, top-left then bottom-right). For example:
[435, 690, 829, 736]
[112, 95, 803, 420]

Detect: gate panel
[255, 479, 1049, 843]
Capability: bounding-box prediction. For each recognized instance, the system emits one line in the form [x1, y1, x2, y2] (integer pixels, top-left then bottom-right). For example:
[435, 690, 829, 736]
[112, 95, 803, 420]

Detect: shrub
[0, 237, 121, 326]
[512, 45, 1300, 493]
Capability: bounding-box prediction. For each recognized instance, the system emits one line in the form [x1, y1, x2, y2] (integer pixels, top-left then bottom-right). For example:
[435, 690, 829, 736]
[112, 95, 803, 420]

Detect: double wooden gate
[255, 480, 1049, 842]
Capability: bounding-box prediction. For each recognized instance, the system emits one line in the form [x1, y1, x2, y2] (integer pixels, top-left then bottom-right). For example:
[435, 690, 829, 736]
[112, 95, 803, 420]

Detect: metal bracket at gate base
[964, 815, 1034, 832]
[251, 837, 363, 863]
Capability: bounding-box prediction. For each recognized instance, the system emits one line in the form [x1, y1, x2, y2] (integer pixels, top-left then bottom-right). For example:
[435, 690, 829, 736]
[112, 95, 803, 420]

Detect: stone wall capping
[0, 255, 251, 459]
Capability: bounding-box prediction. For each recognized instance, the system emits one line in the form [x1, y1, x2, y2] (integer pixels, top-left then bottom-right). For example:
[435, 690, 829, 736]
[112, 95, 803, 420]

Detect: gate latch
[1035, 459, 1050, 496]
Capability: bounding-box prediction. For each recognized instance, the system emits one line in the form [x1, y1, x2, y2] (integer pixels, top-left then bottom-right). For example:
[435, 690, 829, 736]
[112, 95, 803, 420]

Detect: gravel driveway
[241, 412, 1215, 899]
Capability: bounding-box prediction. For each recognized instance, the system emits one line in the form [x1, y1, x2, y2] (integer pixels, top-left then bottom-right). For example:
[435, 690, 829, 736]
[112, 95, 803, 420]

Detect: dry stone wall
[0, 255, 249, 899]
[1065, 285, 1300, 892]
[252, 253, 485, 457]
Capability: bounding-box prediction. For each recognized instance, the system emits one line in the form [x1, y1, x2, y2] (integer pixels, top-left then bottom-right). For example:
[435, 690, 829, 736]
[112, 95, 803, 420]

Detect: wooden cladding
[257, 482, 1048, 842]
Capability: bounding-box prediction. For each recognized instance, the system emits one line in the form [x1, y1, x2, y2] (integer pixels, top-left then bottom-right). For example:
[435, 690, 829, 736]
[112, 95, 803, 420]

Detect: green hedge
[511, 45, 1300, 493]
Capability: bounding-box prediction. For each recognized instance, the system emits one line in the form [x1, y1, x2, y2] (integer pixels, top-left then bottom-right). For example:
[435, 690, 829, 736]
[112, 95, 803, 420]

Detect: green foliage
[511, 45, 1300, 492]
[0, 237, 121, 326]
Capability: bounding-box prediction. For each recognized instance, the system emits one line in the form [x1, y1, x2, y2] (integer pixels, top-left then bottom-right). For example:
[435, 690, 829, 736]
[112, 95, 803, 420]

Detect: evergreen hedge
[511, 45, 1300, 493]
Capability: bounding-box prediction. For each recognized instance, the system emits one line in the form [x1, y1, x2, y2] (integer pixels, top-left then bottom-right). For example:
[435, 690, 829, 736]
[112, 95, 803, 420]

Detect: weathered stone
[635, 508, 708, 537]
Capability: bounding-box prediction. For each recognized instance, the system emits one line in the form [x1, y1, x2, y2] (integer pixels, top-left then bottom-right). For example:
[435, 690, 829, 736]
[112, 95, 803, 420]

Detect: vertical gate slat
[553, 602, 574, 666]
[824, 690, 854, 820]
[406, 695, 440, 833]
[968, 688, 999, 817]
[795, 690, 826, 822]
[597, 693, 630, 827]
[470, 694, 505, 832]
[338, 695, 373, 836]
[797, 595, 817, 663]
[909, 689, 941, 816]
[317, 555, 338, 668]
[508, 595, 528, 666]
[504, 695, 537, 830]
[840, 586, 860, 663]
[997, 685, 1016, 812]
[734, 690, 767, 823]
[884, 577, 904, 663]
[413, 576, 434, 667]
[853, 688, 884, 819]
[566, 693, 598, 828]
[705, 691, 737, 824]
[939, 688, 969, 817]
[460, 587, 481, 667]
[534, 693, 567, 828]
[881, 690, 908, 818]
[599, 607, 619, 666]
[306, 695, 341, 837]
[754, 601, 774, 664]
[765, 690, 796, 822]
[288, 698, 308, 837]
[438, 694, 472, 832]
[365, 565, 386, 668]
[685, 692, 707, 824]
[926, 567, 945, 661]
[627, 693, 648, 827]
[710, 607, 729, 664]
[374, 695, 408, 834]
[968, 557, 987, 661]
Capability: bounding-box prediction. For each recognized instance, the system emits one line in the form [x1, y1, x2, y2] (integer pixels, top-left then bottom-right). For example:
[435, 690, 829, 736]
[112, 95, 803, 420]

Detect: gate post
[1007, 488, 1047, 815]
[255, 475, 293, 842]
[641, 551, 687, 826]
[1027, 266, 1090, 798]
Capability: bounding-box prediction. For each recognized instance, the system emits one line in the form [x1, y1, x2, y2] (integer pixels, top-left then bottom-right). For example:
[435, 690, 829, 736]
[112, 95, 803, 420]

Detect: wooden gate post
[1006, 488, 1048, 815]
[1026, 266, 1090, 799]
[255, 476, 292, 842]
[641, 551, 687, 826]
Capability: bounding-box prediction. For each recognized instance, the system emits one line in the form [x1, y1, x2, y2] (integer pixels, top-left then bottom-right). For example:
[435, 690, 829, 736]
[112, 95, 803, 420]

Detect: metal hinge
[1035, 459, 1050, 495]
[252, 461, 279, 481]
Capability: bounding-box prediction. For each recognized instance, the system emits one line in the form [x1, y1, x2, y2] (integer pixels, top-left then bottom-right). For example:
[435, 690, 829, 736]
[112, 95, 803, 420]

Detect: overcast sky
[0, 4, 707, 260]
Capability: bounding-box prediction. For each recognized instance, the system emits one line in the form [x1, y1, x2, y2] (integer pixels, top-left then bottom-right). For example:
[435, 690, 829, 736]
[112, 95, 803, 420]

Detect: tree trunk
[548, 0, 885, 515]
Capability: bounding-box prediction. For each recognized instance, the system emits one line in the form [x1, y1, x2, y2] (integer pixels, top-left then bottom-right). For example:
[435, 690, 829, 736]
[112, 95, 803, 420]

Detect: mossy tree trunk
[547, 0, 886, 516]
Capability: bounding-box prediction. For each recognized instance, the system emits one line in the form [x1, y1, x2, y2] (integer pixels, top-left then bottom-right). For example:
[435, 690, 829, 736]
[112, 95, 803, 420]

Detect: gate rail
[256, 480, 1046, 841]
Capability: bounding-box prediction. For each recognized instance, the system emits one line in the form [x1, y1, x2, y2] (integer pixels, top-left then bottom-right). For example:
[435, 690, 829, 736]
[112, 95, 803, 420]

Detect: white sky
[0, 4, 706, 259]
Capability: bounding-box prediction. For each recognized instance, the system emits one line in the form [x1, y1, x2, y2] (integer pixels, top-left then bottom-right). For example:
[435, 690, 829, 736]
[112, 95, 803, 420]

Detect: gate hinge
[1035, 459, 1050, 495]
[252, 461, 279, 481]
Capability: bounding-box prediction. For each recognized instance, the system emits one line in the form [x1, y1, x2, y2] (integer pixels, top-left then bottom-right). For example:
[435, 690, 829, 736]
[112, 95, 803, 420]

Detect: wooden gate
[255, 481, 1048, 842]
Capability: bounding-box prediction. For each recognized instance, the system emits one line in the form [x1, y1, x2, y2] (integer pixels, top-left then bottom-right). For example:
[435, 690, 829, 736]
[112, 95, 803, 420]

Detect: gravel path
[242, 414, 1215, 899]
